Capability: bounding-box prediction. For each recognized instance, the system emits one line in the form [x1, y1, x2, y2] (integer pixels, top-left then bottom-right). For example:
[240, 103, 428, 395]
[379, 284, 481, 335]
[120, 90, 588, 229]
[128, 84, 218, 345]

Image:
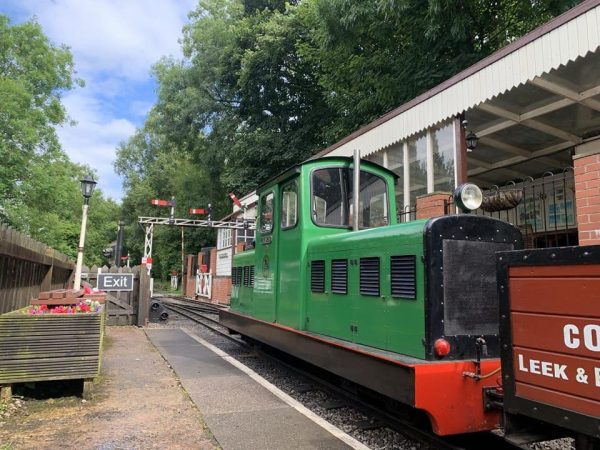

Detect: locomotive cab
[233, 156, 400, 328]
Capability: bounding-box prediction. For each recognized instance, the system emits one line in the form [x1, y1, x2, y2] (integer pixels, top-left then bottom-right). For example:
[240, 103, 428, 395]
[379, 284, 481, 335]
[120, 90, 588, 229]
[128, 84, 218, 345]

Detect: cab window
[281, 182, 298, 229]
[260, 192, 274, 234]
[349, 171, 389, 228]
[312, 168, 347, 226]
[311, 167, 388, 228]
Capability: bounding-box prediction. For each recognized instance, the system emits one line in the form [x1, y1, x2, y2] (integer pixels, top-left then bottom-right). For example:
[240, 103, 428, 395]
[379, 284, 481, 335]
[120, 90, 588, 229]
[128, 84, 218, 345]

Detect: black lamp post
[80, 175, 97, 204]
[74, 175, 97, 290]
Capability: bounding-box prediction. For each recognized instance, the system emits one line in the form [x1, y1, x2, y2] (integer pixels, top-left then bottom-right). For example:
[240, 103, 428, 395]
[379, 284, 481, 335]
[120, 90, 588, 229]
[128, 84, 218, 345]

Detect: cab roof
[256, 156, 399, 195]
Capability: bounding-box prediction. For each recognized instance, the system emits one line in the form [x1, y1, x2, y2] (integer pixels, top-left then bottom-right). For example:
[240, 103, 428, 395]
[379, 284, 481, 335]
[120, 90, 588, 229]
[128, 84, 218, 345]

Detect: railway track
[159, 298, 245, 347]
[157, 296, 528, 450]
[155, 294, 226, 311]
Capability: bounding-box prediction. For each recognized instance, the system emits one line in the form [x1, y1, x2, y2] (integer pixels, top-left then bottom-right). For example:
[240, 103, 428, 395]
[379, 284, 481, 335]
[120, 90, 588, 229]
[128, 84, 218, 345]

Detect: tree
[299, 0, 581, 140]
[0, 16, 82, 216]
[117, 0, 583, 278]
[0, 15, 118, 266]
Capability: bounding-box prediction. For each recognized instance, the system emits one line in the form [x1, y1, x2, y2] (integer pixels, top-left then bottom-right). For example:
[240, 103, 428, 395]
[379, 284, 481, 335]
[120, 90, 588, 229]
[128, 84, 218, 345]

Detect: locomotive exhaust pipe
[353, 149, 360, 231]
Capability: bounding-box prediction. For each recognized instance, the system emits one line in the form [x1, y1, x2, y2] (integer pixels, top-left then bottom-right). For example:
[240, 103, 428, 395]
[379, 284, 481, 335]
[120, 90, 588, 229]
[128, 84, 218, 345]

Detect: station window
[236, 228, 255, 245]
[281, 182, 298, 229]
[217, 228, 232, 249]
[408, 135, 427, 207]
[433, 123, 455, 193]
[260, 192, 274, 234]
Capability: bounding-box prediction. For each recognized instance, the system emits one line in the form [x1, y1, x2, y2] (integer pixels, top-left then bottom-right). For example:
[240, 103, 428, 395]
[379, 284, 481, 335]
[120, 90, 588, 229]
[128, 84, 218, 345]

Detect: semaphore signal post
[138, 194, 255, 274]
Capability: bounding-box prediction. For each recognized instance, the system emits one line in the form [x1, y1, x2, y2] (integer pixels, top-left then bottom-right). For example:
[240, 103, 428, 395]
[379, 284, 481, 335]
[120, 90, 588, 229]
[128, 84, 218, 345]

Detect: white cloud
[20, 0, 197, 81]
[130, 100, 155, 118]
[10, 0, 199, 202]
[58, 91, 137, 201]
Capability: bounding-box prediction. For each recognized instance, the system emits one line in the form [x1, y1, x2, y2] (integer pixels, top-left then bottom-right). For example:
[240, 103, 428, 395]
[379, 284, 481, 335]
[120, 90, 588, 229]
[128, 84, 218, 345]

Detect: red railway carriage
[498, 245, 600, 449]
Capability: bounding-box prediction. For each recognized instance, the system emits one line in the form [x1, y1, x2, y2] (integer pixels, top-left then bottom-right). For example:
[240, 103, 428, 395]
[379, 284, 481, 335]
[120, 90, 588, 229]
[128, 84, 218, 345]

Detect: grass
[153, 279, 183, 296]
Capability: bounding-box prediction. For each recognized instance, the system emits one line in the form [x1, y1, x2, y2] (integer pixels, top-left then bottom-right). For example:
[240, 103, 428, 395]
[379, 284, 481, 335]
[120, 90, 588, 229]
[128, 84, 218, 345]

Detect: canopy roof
[318, 1, 600, 184]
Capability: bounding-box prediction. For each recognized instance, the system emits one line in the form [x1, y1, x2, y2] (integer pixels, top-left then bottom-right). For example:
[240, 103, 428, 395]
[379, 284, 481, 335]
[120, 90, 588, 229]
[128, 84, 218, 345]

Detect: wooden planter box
[0, 307, 104, 388]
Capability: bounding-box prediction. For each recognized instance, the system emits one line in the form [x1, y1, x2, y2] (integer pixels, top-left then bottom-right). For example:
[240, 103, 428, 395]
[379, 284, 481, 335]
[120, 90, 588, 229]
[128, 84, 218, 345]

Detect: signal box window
[312, 167, 388, 228]
[281, 182, 298, 229]
[217, 228, 232, 249]
[260, 192, 274, 234]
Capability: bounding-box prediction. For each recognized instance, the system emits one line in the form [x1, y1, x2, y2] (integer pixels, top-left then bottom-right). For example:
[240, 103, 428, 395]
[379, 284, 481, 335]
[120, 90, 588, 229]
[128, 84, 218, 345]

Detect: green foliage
[0, 15, 118, 266]
[0, 16, 83, 207]
[299, 0, 580, 138]
[117, 0, 580, 279]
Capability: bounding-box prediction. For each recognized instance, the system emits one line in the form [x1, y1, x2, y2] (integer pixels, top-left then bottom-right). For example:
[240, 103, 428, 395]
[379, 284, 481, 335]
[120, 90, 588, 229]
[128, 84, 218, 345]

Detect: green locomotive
[220, 155, 522, 435]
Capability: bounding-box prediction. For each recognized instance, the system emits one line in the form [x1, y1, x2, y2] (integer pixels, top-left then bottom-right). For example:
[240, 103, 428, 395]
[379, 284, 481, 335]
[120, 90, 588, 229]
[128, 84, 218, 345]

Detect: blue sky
[1, 0, 197, 201]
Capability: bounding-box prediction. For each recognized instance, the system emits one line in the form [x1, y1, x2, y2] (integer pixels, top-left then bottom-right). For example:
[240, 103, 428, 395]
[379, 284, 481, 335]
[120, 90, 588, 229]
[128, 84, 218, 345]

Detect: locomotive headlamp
[453, 183, 483, 212]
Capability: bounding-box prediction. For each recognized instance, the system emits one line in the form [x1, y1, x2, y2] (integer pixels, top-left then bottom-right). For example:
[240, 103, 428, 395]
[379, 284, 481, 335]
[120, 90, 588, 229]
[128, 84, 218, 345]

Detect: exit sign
[97, 273, 134, 291]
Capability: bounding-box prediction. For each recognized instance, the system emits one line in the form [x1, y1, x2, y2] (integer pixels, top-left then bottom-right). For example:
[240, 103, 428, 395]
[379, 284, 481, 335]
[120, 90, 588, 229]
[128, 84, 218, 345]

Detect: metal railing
[398, 204, 418, 223]
[476, 168, 577, 248]
[396, 168, 577, 249]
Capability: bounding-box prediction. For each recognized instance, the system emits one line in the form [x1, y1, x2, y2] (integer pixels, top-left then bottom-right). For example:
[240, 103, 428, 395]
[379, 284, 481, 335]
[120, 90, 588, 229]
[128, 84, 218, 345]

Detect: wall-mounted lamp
[461, 118, 479, 152]
[465, 131, 479, 152]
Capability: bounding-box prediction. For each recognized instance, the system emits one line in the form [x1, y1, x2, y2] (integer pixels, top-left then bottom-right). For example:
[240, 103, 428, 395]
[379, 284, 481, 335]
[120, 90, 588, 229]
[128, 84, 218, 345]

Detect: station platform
[146, 328, 358, 450]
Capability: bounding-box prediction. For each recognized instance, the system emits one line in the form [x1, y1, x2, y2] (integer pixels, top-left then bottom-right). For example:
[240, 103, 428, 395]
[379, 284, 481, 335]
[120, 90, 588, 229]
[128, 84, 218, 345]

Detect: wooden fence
[0, 224, 75, 315]
[83, 265, 149, 326]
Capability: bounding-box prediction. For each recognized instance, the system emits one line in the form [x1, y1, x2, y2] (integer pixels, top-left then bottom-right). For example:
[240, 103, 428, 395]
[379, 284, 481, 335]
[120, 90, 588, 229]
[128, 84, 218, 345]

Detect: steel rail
[161, 303, 247, 348]
[160, 298, 223, 318]
[156, 295, 226, 311]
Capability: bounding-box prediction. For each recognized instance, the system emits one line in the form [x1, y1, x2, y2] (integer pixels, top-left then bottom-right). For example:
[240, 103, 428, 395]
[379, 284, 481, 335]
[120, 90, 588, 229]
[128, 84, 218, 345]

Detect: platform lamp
[461, 117, 479, 152]
[73, 175, 97, 290]
[465, 130, 479, 152]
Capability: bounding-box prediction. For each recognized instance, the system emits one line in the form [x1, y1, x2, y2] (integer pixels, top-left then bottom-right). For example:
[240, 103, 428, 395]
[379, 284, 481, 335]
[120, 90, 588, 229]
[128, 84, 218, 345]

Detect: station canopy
[466, 46, 600, 185]
[321, 1, 600, 187]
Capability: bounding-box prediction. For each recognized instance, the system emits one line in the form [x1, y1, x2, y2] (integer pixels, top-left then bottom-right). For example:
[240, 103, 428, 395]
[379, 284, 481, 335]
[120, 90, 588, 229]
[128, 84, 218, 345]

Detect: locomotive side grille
[243, 266, 250, 287]
[249, 266, 255, 287]
[311, 260, 325, 293]
[237, 267, 243, 286]
[390, 255, 416, 299]
[231, 267, 237, 285]
[331, 259, 348, 294]
[360, 257, 380, 296]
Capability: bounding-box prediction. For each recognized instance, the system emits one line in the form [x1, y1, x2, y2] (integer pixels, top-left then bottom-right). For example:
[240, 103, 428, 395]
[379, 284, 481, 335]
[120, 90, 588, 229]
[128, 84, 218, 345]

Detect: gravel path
[0, 327, 218, 450]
